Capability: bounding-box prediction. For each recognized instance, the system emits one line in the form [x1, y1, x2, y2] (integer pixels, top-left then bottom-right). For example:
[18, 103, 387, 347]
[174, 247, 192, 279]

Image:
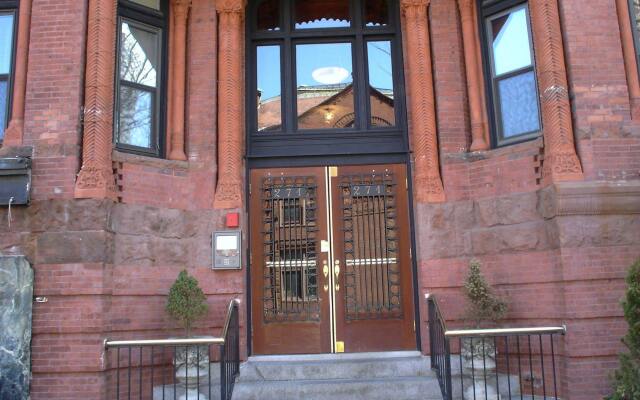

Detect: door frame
[244, 154, 423, 356]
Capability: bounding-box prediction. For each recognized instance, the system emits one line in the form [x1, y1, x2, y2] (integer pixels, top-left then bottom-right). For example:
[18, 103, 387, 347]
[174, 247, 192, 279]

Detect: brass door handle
[323, 260, 329, 292]
[334, 260, 340, 291]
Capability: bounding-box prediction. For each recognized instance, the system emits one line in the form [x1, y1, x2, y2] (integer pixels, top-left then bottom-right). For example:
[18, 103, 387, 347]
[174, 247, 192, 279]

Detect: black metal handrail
[426, 294, 565, 400]
[104, 299, 241, 400]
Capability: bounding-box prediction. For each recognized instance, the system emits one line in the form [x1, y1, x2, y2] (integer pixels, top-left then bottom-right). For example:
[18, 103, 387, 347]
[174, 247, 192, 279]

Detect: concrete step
[237, 351, 435, 382]
[231, 376, 443, 400]
[231, 351, 443, 400]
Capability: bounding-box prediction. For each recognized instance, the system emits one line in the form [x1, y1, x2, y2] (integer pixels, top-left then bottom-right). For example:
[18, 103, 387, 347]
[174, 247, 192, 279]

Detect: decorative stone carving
[400, 0, 445, 203]
[214, 0, 246, 209]
[529, 0, 583, 182]
[168, 0, 191, 161]
[616, 0, 640, 117]
[456, 0, 488, 151]
[0, 256, 33, 400]
[2, 0, 32, 146]
[551, 181, 640, 216]
[75, 0, 117, 199]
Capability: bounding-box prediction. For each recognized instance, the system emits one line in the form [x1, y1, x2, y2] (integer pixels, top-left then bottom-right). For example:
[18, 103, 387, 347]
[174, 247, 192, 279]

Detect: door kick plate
[336, 341, 345, 353]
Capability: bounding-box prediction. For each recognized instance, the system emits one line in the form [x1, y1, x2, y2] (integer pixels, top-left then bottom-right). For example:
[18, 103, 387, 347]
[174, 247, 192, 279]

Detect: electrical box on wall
[0, 157, 32, 206]
[212, 231, 242, 270]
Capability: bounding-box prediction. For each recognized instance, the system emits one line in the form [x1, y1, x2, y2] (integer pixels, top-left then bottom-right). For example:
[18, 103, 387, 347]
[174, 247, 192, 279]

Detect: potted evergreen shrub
[608, 258, 640, 400]
[460, 259, 508, 400]
[166, 270, 210, 399]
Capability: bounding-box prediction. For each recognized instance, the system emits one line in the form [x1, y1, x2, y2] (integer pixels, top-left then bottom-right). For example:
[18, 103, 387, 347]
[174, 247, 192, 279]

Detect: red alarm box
[226, 212, 240, 228]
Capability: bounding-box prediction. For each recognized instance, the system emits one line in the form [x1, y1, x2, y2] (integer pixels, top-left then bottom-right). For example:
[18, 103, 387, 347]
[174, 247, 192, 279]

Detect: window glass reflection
[0, 14, 14, 75]
[296, 43, 354, 129]
[257, 0, 280, 31]
[120, 21, 159, 88]
[365, 0, 389, 27]
[257, 45, 282, 131]
[498, 71, 540, 138]
[129, 0, 160, 10]
[295, 0, 350, 29]
[367, 41, 395, 127]
[491, 8, 532, 76]
[118, 86, 153, 148]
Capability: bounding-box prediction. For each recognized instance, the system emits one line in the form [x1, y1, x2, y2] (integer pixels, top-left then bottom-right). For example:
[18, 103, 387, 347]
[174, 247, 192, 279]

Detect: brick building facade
[0, 0, 639, 399]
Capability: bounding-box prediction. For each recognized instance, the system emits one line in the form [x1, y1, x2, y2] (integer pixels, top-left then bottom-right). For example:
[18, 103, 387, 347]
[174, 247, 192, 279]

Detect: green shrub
[463, 259, 508, 329]
[608, 259, 640, 400]
[166, 270, 209, 337]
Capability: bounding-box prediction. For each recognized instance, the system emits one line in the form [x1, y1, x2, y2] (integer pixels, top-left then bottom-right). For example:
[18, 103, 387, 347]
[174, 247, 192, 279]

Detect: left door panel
[250, 167, 331, 354]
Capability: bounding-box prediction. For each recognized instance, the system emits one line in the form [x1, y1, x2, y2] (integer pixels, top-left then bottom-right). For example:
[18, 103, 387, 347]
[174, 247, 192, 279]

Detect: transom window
[0, 0, 17, 142]
[480, 0, 542, 147]
[114, 0, 168, 157]
[248, 0, 407, 158]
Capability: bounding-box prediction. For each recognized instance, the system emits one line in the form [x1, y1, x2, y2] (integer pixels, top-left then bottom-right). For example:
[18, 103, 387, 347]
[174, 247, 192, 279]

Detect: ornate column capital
[215, 0, 246, 14]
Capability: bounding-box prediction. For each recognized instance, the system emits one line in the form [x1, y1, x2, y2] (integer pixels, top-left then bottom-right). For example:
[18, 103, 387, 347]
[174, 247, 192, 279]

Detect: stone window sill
[444, 137, 543, 164]
[112, 150, 190, 170]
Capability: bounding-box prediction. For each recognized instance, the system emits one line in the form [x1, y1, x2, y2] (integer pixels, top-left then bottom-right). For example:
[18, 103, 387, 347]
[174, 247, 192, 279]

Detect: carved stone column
[3, 0, 32, 145]
[214, 0, 245, 209]
[457, 0, 488, 151]
[400, 0, 445, 203]
[529, 0, 583, 182]
[616, 0, 640, 116]
[75, 0, 117, 199]
[168, 0, 190, 161]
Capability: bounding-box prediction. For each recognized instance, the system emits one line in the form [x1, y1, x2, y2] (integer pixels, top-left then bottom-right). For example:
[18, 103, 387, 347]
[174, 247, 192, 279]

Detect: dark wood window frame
[478, 0, 542, 148]
[627, 0, 640, 78]
[0, 0, 18, 143]
[246, 0, 410, 160]
[114, 0, 169, 158]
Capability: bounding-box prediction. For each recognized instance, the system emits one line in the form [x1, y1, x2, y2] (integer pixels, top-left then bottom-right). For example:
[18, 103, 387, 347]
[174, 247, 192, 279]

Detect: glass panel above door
[257, 0, 280, 31]
[367, 41, 395, 127]
[257, 45, 282, 132]
[295, 0, 351, 29]
[296, 43, 354, 130]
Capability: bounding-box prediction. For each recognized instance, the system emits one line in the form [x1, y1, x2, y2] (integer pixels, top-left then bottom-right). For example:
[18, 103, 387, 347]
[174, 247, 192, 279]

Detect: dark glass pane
[128, 0, 160, 10]
[367, 41, 395, 127]
[365, 0, 389, 27]
[120, 20, 159, 88]
[257, 45, 282, 131]
[490, 7, 532, 76]
[0, 13, 14, 75]
[295, 0, 350, 29]
[257, 0, 280, 31]
[118, 86, 153, 148]
[498, 71, 540, 138]
[296, 43, 354, 130]
[0, 80, 7, 140]
[633, 0, 640, 39]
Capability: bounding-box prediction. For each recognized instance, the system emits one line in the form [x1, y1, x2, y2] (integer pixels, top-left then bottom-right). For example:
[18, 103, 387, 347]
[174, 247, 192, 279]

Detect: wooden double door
[250, 164, 416, 354]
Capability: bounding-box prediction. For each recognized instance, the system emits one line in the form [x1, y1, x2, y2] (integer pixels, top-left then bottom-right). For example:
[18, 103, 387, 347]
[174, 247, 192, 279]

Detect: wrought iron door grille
[261, 176, 320, 322]
[339, 170, 402, 320]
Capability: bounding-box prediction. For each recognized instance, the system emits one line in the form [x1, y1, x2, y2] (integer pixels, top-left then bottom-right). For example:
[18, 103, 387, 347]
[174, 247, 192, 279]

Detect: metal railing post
[444, 336, 452, 400]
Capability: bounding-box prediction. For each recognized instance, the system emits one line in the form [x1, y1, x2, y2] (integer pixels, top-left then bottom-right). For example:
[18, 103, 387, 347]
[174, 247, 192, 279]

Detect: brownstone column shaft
[214, 0, 245, 209]
[616, 0, 640, 116]
[168, 0, 190, 161]
[3, 0, 33, 145]
[75, 0, 117, 199]
[457, 0, 488, 151]
[529, 0, 583, 182]
[401, 0, 445, 203]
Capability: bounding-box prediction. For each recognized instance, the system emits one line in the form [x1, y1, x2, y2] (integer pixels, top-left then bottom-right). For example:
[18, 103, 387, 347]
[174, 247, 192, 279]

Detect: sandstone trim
[456, 0, 488, 151]
[3, 0, 33, 146]
[529, 0, 583, 183]
[400, 0, 445, 203]
[75, 0, 117, 200]
[553, 181, 640, 216]
[616, 0, 640, 118]
[168, 0, 190, 161]
[214, 0, 246, 209]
